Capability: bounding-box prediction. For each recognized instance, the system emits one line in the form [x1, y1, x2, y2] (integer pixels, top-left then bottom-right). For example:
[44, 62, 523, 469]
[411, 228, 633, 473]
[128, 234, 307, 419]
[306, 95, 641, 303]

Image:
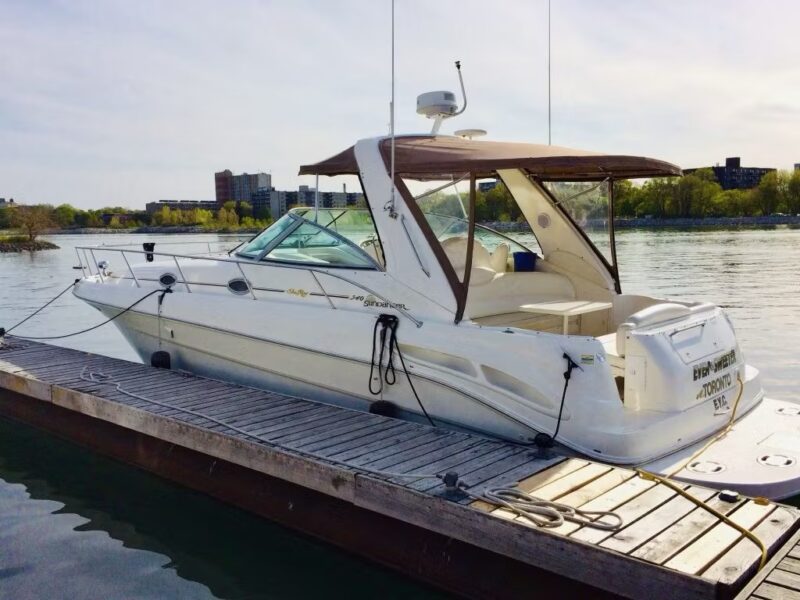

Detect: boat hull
[100, 302, 540, 443]
[111, 310, 800, 498]
[74, 281, 800, 498]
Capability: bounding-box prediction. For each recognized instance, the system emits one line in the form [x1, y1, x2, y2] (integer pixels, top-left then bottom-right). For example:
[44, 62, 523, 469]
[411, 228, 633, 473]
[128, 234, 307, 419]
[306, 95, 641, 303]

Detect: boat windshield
[542, 180, 614, 264]
[408, 176, 541, 281]
[236, 212, 380, 269]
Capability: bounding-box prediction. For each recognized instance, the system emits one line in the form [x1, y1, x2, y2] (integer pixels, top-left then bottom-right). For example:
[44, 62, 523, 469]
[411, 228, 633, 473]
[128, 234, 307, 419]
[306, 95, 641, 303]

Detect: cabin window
[404, 175, 540, 282]
[236, 212, 380, 269]
[237, 214, 297, 259]
[291, 207, 384, 267]
[542, 180, 614, 264]
[408, 175, 473, 282]
[263, 219, 379, 268]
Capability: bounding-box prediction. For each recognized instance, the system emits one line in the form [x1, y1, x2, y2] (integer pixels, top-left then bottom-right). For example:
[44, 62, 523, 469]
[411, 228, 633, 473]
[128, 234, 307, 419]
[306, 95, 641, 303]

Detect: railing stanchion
[72, 246, 423, 327]
[236, 262, 258, 300]
[173, 256, 191, 293]
[310, 271, 335, 310]
[75, 248, 87, 278]
[121, 251, 140, 288]
[89, 249, 104, 282]
[82, 248, 93, 276]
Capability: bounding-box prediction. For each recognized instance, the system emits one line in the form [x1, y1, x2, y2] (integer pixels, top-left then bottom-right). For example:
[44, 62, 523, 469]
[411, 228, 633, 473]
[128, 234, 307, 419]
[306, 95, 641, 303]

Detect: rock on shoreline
[0, 239, 60, 252]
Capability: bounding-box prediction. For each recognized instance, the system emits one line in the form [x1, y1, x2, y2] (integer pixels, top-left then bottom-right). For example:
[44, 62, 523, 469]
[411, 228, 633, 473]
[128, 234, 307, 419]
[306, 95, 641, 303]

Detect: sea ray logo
[286, 288, 309, 298]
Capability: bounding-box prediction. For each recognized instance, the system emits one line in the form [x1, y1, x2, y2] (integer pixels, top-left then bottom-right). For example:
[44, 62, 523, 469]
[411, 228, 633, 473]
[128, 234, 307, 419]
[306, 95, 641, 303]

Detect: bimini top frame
[299, 135, 682, 181]
[299, 135, 682, 324]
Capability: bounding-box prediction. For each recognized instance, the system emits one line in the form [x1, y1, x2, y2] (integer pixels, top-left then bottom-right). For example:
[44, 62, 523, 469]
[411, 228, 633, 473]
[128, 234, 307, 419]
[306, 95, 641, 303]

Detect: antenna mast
[547, 0, 551, 145]
[387, 0, 398, 217]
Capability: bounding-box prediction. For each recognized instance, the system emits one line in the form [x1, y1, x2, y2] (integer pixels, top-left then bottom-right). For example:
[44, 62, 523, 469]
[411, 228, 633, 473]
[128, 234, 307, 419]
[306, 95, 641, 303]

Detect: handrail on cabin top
[74, 245, 424, 328]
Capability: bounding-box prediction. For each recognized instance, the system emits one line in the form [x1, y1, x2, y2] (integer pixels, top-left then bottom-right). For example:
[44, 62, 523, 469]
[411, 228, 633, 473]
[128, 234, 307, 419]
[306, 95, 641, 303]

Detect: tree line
[614, 169, 800, 219]
[451, 169, 800, 223]
[0, 201, 273, 240]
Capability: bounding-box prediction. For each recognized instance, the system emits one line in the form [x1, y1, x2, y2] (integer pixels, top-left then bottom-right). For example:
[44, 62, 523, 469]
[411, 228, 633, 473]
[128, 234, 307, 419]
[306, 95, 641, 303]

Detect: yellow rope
[666, 372, 747, 479]
[636, 374, 769, 571]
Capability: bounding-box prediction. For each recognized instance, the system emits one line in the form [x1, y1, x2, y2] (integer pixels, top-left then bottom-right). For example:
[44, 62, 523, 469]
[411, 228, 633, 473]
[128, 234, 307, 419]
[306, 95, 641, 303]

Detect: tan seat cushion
[466, 271, 576, 319]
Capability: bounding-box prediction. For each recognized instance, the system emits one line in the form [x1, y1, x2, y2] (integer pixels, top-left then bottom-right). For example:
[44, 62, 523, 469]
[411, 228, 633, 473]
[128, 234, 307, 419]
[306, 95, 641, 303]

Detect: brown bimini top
[298, 135, 682, 181]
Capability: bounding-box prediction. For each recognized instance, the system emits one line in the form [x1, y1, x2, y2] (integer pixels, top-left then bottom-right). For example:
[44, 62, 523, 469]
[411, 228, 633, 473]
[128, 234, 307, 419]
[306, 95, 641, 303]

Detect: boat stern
[642, 395, 800, 500]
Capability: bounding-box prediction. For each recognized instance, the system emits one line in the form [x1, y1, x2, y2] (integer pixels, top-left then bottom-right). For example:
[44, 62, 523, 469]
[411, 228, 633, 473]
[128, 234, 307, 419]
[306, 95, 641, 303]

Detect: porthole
[159, 273, 178, 288]
[537, 213, 552, 229]
[227, 278, 251, 295]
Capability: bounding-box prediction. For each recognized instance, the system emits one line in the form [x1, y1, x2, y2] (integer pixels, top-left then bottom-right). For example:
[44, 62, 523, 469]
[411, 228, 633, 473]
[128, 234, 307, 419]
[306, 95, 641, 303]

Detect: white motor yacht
[73, 133, 800, 499]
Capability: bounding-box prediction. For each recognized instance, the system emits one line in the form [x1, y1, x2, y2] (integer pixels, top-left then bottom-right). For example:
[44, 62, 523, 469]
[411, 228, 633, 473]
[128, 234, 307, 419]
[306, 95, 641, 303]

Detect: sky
[1, 0, 799, 209]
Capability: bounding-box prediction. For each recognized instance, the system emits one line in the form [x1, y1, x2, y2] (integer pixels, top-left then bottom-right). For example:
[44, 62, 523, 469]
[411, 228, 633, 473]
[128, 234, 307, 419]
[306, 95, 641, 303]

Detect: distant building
[146, 200, 218, 215]
[232, 172, 271, 204]
[242, 181, 364, 219]
[211, 169, 365, 219]
[214, 170, 232, 205]
[250, 186, 362, 219]
[794, 163, 800, 172]
[479, 180, 499, 193]
[685, 157, 775, 190]
[0, 198, 15, 206]
[214, 170, 271, 206]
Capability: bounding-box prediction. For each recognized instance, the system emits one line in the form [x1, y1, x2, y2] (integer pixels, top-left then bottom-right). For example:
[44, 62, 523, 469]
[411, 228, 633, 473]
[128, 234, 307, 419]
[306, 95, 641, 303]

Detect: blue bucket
[513, 252, 538, 272]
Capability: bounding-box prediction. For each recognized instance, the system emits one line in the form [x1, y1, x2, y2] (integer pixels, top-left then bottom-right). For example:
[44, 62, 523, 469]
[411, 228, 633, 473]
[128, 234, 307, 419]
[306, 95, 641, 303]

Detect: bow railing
[74, 244, 423, 327]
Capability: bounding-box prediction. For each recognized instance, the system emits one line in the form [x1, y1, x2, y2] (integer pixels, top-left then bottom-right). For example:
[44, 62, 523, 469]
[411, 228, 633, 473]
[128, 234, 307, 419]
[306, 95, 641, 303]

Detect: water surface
[0, 228, 798, 598]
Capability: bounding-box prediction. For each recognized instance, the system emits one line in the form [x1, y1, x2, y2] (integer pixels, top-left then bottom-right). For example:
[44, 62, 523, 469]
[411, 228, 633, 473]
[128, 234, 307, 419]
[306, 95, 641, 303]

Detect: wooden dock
[0, 336, 798, 600]
[736, 528, 800, 600]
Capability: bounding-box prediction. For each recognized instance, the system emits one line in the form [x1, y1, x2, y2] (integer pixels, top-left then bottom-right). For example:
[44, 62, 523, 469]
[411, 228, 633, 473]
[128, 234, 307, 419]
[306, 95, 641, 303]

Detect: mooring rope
[1, 282, 167, 342]
[636, 374, 768, 571]
[0, 279, 79, 338]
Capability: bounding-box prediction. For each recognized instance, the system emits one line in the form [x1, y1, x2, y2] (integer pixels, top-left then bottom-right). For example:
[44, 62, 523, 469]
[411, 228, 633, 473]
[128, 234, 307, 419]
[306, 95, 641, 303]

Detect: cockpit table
[518, 300, 613, 335]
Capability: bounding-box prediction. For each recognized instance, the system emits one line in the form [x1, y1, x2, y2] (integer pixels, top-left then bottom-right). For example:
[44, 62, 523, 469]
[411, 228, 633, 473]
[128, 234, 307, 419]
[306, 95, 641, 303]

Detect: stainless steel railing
[74, 245, 423, 327]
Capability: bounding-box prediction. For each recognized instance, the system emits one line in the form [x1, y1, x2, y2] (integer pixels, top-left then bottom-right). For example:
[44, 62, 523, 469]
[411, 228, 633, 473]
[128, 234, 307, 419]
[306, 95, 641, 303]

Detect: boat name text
[696, 373, 733, 400]
[712, 394, 731, 414]
[693, 350, 736, 381]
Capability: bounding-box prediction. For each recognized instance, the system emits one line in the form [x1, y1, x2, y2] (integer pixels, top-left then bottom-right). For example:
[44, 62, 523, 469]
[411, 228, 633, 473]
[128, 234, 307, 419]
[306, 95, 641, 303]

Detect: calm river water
[0, 228, 799, 598]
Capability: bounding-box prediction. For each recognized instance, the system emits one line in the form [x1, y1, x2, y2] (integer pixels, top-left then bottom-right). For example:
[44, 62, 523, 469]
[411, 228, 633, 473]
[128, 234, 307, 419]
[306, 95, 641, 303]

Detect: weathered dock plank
[735, 520, 800, 599]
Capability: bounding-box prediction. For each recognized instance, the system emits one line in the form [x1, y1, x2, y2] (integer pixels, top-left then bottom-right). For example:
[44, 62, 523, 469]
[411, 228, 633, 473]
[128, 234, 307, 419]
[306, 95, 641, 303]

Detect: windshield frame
[421, 209, 539, 254]
[534, 175, 621, 293]
[395, 168, 623, 322]
[236, 212, 384, 271]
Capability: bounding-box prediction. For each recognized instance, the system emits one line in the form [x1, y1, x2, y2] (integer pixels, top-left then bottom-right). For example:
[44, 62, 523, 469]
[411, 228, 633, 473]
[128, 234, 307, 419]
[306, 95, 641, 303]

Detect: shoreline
[5, 215, 800, 238]
[41, 226, 260, 235]
[0, 239, 59, 252]
[486, 214, 800, 232]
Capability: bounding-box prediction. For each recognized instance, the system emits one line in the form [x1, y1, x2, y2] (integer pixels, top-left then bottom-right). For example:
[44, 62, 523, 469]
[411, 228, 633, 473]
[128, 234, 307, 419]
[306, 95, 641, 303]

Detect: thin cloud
[1, 0, 798, 208]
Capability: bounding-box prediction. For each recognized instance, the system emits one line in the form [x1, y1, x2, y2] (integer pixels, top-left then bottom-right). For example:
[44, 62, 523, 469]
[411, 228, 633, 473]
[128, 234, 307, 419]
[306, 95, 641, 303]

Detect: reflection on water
[0, 234, 442, 599]
[0, 229, 799, 597]
[0, 417, 442, 600]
